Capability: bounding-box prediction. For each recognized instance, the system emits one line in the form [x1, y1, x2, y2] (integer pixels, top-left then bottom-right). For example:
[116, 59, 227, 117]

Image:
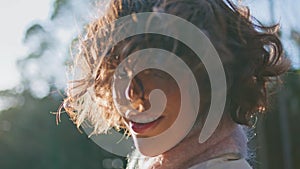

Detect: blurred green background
[0, 0, 299, 169]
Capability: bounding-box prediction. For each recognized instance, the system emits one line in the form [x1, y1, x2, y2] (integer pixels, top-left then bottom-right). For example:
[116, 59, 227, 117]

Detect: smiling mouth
[129, 116, 164, 134]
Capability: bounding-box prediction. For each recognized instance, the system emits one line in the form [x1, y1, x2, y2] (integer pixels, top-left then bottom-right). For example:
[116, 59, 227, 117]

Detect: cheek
[166, 91, 180, 109]
[166, 81, 181, 103]
[164, 84, 181, 119]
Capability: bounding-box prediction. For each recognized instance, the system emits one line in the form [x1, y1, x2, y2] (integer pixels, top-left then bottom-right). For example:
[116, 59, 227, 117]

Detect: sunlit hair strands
[60, 0, 290, 136]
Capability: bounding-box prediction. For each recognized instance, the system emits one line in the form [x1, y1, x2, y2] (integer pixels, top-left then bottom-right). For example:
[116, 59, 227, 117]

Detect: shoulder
[188, 154, 252, 169]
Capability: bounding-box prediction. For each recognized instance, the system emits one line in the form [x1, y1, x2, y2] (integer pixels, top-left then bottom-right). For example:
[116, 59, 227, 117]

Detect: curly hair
[61, 0, 290, 135]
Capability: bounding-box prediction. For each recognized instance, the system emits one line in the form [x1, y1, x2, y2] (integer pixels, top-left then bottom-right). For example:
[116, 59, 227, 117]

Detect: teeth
[131, 114, 160, 123]
[133, 116, 159, 123]
[125, 110, 160, 123]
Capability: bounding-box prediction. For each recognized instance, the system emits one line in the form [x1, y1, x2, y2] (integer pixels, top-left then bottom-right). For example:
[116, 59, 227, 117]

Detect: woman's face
[124, 69, 181, 138]
[112, 50, 200, 156]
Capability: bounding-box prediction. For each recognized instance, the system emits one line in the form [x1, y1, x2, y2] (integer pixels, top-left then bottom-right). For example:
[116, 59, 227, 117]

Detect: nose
[126, 76, 144, 100]
[125, 89, 167, 123]
[126, 76, 150, 112]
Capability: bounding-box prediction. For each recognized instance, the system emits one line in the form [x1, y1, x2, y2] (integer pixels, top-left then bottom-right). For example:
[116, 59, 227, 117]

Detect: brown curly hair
[61, 0, 290, 135]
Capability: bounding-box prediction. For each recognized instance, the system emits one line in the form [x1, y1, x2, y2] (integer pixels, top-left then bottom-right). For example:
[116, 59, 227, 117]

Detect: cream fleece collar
[127, 122, 248, 169]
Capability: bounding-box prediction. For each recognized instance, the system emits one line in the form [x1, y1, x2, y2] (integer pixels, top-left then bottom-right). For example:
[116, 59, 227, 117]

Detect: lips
[129, 116, 163, 134]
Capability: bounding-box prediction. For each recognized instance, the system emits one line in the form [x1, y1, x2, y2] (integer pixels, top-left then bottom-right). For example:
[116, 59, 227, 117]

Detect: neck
[129, 118, 248, 169]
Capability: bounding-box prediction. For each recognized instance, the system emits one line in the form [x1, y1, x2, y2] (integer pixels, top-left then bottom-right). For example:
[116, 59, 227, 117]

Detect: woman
[62, 0, 290, 168]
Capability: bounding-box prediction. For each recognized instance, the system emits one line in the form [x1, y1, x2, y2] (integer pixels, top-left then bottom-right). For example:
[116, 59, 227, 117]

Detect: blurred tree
[243, 1, 300, 169]
[0, 90, 125, 169]
[0, 0, 126, 169]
